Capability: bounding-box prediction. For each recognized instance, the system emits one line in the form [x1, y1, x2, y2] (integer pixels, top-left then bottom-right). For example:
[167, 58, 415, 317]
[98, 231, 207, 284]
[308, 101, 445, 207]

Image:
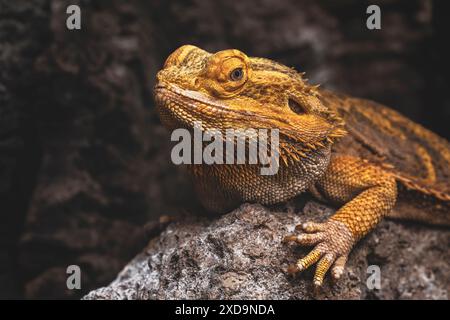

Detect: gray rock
[84, 202, 450, 300]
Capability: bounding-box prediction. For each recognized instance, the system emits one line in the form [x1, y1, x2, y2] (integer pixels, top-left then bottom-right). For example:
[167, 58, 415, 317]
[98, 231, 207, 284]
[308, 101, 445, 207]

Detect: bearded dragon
[154, 45, 450, 287]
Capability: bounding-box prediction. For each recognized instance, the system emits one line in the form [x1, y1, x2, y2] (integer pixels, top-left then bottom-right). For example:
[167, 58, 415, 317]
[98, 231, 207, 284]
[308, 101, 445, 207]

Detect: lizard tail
[387, 172, 450, 226]
[391, 171, 450, 202]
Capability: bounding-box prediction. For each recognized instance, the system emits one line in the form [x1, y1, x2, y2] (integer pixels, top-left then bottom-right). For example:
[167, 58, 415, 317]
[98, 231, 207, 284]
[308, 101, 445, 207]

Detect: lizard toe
[330, 255, 348, 280]
[295, 221, 326, 233]
[313, 253, 335, 286]
[285, 219, 355, 283]
[288, 247, 322, 274]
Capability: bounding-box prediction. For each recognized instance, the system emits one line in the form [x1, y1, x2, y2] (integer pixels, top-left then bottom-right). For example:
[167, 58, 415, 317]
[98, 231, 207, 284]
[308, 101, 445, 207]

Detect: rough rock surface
[84, 202, 450, 300]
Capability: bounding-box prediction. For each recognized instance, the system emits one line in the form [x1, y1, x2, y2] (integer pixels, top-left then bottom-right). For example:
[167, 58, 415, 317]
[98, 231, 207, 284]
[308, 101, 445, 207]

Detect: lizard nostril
[193, 78, 200, 88]
[156, 70, 164, 83]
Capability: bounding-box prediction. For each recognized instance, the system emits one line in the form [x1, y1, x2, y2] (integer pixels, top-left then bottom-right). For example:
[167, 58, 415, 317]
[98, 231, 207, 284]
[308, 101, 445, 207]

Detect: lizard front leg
[284, 155, 397, 286]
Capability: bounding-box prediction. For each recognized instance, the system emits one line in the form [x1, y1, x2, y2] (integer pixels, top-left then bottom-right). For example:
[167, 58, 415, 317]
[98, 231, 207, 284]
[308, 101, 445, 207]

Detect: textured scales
[154, 45, 450, 287]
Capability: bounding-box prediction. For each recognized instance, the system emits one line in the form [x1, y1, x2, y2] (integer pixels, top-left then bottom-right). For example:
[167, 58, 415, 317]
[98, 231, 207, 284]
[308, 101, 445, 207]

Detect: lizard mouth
[154, 82, 271, 130]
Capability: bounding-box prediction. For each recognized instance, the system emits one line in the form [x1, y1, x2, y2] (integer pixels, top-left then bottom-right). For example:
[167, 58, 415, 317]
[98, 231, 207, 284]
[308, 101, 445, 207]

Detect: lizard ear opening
[288, 98, 307, 115]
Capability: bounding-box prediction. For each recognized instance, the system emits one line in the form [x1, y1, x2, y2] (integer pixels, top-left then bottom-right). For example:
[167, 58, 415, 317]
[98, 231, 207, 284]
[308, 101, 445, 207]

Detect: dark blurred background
[0, 0, 449, 299]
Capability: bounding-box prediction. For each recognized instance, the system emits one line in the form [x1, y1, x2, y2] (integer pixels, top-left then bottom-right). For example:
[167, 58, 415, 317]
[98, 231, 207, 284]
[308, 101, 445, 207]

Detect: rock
[84, 202, 450, 300]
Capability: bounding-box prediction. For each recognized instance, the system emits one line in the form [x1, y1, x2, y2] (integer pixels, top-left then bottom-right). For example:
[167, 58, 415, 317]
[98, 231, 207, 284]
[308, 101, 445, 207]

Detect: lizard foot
[284, 219, 355, 286]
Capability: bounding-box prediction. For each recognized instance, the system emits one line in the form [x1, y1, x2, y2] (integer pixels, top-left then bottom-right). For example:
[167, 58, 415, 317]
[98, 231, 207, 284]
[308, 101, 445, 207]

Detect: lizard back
[320, 90, 450, 224]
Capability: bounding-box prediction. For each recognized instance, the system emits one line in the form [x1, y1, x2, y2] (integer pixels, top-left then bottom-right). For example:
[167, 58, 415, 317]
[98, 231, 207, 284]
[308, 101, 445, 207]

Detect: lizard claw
[285, 219, 355, 286]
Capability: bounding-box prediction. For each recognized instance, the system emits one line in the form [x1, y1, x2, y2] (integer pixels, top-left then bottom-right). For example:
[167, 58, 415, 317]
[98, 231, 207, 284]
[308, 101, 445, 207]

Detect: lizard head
[154, 45, 346, 164]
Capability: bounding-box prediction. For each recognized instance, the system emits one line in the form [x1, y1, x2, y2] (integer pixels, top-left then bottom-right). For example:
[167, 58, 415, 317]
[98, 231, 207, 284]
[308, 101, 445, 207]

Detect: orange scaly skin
[154, 45, 450, 287]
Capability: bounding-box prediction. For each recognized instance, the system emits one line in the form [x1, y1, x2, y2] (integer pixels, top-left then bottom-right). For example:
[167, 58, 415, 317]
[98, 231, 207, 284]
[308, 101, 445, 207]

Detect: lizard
[153, 45, 450, 287]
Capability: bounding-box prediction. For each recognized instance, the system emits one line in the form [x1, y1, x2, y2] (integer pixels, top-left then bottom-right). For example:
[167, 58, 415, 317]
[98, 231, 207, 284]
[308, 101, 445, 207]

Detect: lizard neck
[187, 145, 331, 210]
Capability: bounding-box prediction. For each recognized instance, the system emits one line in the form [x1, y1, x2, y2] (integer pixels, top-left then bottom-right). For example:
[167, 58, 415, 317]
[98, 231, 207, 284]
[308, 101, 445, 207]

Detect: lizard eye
[203, 49, 250, 97]
[230, 68, 244, 81]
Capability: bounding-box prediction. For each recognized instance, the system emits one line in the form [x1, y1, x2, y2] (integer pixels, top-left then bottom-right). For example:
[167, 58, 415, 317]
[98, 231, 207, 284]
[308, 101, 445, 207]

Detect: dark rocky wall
[0, 0, 50, 299]
[0, 0, 448, 299]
